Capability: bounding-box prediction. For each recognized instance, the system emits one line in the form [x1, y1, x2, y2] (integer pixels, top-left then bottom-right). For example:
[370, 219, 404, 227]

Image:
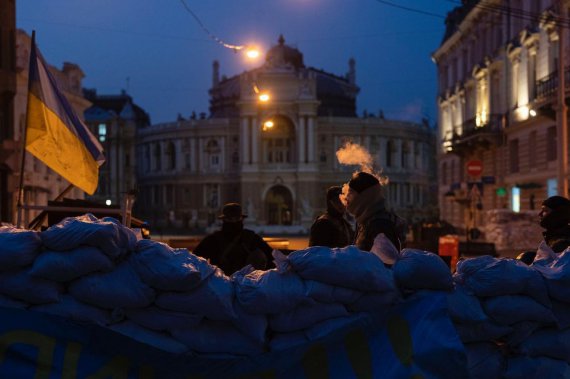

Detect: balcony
[444, 114, 503, 156]
[533, 67, 570, 111]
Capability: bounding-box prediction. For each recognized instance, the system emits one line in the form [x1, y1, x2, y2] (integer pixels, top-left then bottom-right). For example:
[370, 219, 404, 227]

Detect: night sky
[17, 1, 456, 125]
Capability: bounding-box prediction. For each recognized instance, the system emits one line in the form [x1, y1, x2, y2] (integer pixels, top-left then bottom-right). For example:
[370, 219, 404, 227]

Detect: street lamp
[259, 93, 270, 102]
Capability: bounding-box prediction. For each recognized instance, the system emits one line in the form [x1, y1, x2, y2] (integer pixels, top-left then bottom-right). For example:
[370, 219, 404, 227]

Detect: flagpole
[16, 30, 35, 228]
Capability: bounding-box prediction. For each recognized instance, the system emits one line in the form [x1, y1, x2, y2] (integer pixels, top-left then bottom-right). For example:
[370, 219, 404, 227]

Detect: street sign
[466, 160, 483, 177]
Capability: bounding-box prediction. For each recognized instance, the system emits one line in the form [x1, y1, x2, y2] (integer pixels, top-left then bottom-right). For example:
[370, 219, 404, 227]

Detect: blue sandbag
[447, 284, 488, 323]
[110, 321, 189, 354]
[464, 342, 505, 379]
[0, 226, 42, 270]
[504, 356, 570, 379]
[269, 302, 349, 333]
[125, 306, 202, 332]
[0, 268, 62, 304]
[304, 280, 363, 304]
[517, 327, 570, 362]
[31, 295, 111, 325]
[483, 295, 555, 325]
[393, 249, 453, 291]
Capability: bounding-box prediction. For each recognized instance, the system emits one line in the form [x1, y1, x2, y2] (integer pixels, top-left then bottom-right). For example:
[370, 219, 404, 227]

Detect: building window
[185, 153, 191, 169]
[320, 151, 327, 163]
[547, 178, 558, 197]
[205, 184, 219, 209]
[386, 140, 393, 167]
[509, 139, 519, 173]
[262, 116, 295, 164]
[205, 139, 221, 170]
[511, 187, 520, 213]
[528, 131, 537, 169]
[98, 123, 106, 142]
[401, 142, 409, 168]
[154, 143, 161, 171]
[547, 126, 557, 161]
[165, 142, 176, 170]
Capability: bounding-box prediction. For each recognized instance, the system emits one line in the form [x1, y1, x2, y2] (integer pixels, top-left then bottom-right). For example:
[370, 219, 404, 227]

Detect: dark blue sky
[17, 1, 456, 125]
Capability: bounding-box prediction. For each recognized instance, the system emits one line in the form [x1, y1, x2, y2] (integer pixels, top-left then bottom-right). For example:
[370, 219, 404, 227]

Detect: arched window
[154, 143, 162, 171]
[261, 116, 295, 164]
[165, 141, 176, 170]
[205, 139, 220, 169]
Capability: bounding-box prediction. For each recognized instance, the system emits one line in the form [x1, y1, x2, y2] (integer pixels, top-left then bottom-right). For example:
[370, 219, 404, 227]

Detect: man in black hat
[309, 186, 354, 248]
[345, 172, 406, 255]
[539, 195, 570, 253]
[193, 203, 273, 275]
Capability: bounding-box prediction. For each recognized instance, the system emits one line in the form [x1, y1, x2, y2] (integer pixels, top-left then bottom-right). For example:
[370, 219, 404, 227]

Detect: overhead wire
[178, 0, 245, 51]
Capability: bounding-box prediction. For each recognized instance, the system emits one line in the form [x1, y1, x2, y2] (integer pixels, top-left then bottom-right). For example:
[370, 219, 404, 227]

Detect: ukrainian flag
[25, 34, 105, 195]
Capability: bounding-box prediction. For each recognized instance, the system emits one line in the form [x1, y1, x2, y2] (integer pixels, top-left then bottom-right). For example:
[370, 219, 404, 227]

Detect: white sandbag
[552, 301, 570, 330]
[285, 246, 396, 292]
[393, 249, 453, 291]
[504, 356, 570, 379]
[171, 320, 264, 356]
[454, 320, 513, 343]
[30, 295, 111, 325]
[455, 256, 550, 307]
[346, 291, 401, 313]
[483, 295, 555, 325]
[447, 284, 488, 324]
[304, 280, 363, 304]
[532, 250, 570, 303]
[30, 246, 114, 282]
[41, 214, 132, 259]
[69, 261, 155, 309]
[156, 268, 235, 321]
[532, 241, 558, 266]
[232, 300, 268, 345]
[110, 321, 188, 354]
[124, 306, 202, 332]
[0, 226, 42, 270]
[305, 313, 369, 342]
[465, 342, 505, 379]
[234, 269, 311, 314]
[0, 268, 62, 304]
[517, 328, 570, 362]
[131, 240, 204, 291]
[269, 302, 349, 333]
[370, 233, 400, 265]
[0, 293, 28, 309]
[269, 331, 308, 352]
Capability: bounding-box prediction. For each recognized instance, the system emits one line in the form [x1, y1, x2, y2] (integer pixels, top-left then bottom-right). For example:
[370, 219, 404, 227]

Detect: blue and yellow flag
[25, 35, 105, 195]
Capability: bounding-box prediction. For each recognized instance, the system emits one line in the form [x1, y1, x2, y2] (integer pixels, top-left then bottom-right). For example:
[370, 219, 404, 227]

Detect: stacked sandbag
[250, 246, 400, 351]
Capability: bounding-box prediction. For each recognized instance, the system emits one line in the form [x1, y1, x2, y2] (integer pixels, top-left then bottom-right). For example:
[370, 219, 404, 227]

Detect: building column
[220, 136, 225, 172]
[251, 117, 258, 164]
[396, 139, 402, 169]
[307, 117, 315, 163]
[191, 138, 198, 172]
[298, 116, 306, 163]
[198, 138, 204, 172]
[241, 117, 250, 164]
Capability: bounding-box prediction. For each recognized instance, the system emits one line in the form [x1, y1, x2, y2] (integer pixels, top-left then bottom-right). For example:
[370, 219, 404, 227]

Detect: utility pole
[557, 0, 569, 197]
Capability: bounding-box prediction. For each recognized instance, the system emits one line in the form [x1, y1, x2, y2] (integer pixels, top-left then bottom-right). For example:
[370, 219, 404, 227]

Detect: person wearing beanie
[345, 172, 405, 253]
[539, 195, 570, 253]
[309, 186, 354, 248]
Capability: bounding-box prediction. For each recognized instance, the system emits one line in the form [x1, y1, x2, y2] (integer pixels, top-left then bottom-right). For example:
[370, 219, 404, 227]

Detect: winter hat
[542, 196, 570, 211]
[348, 172, 379, 193]
[326, 186, 343, 202]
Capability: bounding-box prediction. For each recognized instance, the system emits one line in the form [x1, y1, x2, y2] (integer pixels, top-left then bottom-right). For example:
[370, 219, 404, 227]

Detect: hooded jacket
[309, 201, 354, 248]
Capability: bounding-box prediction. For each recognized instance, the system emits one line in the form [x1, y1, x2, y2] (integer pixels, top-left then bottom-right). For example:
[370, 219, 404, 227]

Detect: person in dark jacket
[345, 172, 404, 253]
[539, 195, 570, 253]
[309, 186, 354, 248]
[193, 203, 273, 275]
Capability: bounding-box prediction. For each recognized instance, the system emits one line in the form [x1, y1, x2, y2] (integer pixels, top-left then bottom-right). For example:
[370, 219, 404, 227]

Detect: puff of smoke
[336, 142, 389, 206]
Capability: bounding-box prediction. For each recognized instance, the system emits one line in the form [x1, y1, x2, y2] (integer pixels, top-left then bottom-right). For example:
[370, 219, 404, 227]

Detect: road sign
[466, 160, 483, 177]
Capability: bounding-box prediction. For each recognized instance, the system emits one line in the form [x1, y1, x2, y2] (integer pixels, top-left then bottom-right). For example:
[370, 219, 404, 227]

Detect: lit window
[511, 187, 520, 213]
[98, 124, 106, 142]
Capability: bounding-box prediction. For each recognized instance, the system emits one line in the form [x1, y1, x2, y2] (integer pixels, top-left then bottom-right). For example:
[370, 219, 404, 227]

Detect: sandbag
[30, 246, 114, 282]
[171, 320, 264, 356]
[41, 214, 134, 259]
[269, 302, 349, 333]
[304, 280, 363, 304]
[124, 306, 202, 332]
[370, 233, 400, 265]
[504, 356, 570, 379]
[483, 295, 555, 325]
[532, 250, 570, 303]
[131, 240, 204, 291]
[234, 269, 311, 314]
[31, 295, 111, 325]
[503, 321, 542, 347]
[447, 284, 488, 323]
[454, 320, 513, 343]
[69, 261, 155, 309]
[305, 313, 369, 342]
[285, 245, 396, 292]
[517, 327, 570, 362]
[532, 241, 558, 266]
[455, 256, 550, 307]
[232, 300, 268, 345]
[110, 321, 189, 354]
[346, 290, 401, 312]
[393, 249, 453, 291]
[269, 331, 308, 352]
[0, 293, 28, 309]
[156, 268, 235, 321]
[464, 342, 505, 379]
[552, 300, 570, 330]
[0, 226, 42, 270]
[0, 268, 62, 304]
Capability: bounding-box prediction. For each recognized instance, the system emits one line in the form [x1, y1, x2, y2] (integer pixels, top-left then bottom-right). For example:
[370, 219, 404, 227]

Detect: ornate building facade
[136, 36, 437, 233]
[433, 0, 570, 235]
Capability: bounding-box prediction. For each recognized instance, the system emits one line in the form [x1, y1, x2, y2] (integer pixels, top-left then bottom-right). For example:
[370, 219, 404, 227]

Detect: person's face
[345, 188, 357, 207]
[331, 196, 346, 214]
[539, 205, 552, 223]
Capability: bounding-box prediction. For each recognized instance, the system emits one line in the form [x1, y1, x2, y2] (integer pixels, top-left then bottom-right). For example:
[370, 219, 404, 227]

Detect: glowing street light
[263, 120, 274, 131]
[259, 93, 270, 102]
[245, 46, 261, 59]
